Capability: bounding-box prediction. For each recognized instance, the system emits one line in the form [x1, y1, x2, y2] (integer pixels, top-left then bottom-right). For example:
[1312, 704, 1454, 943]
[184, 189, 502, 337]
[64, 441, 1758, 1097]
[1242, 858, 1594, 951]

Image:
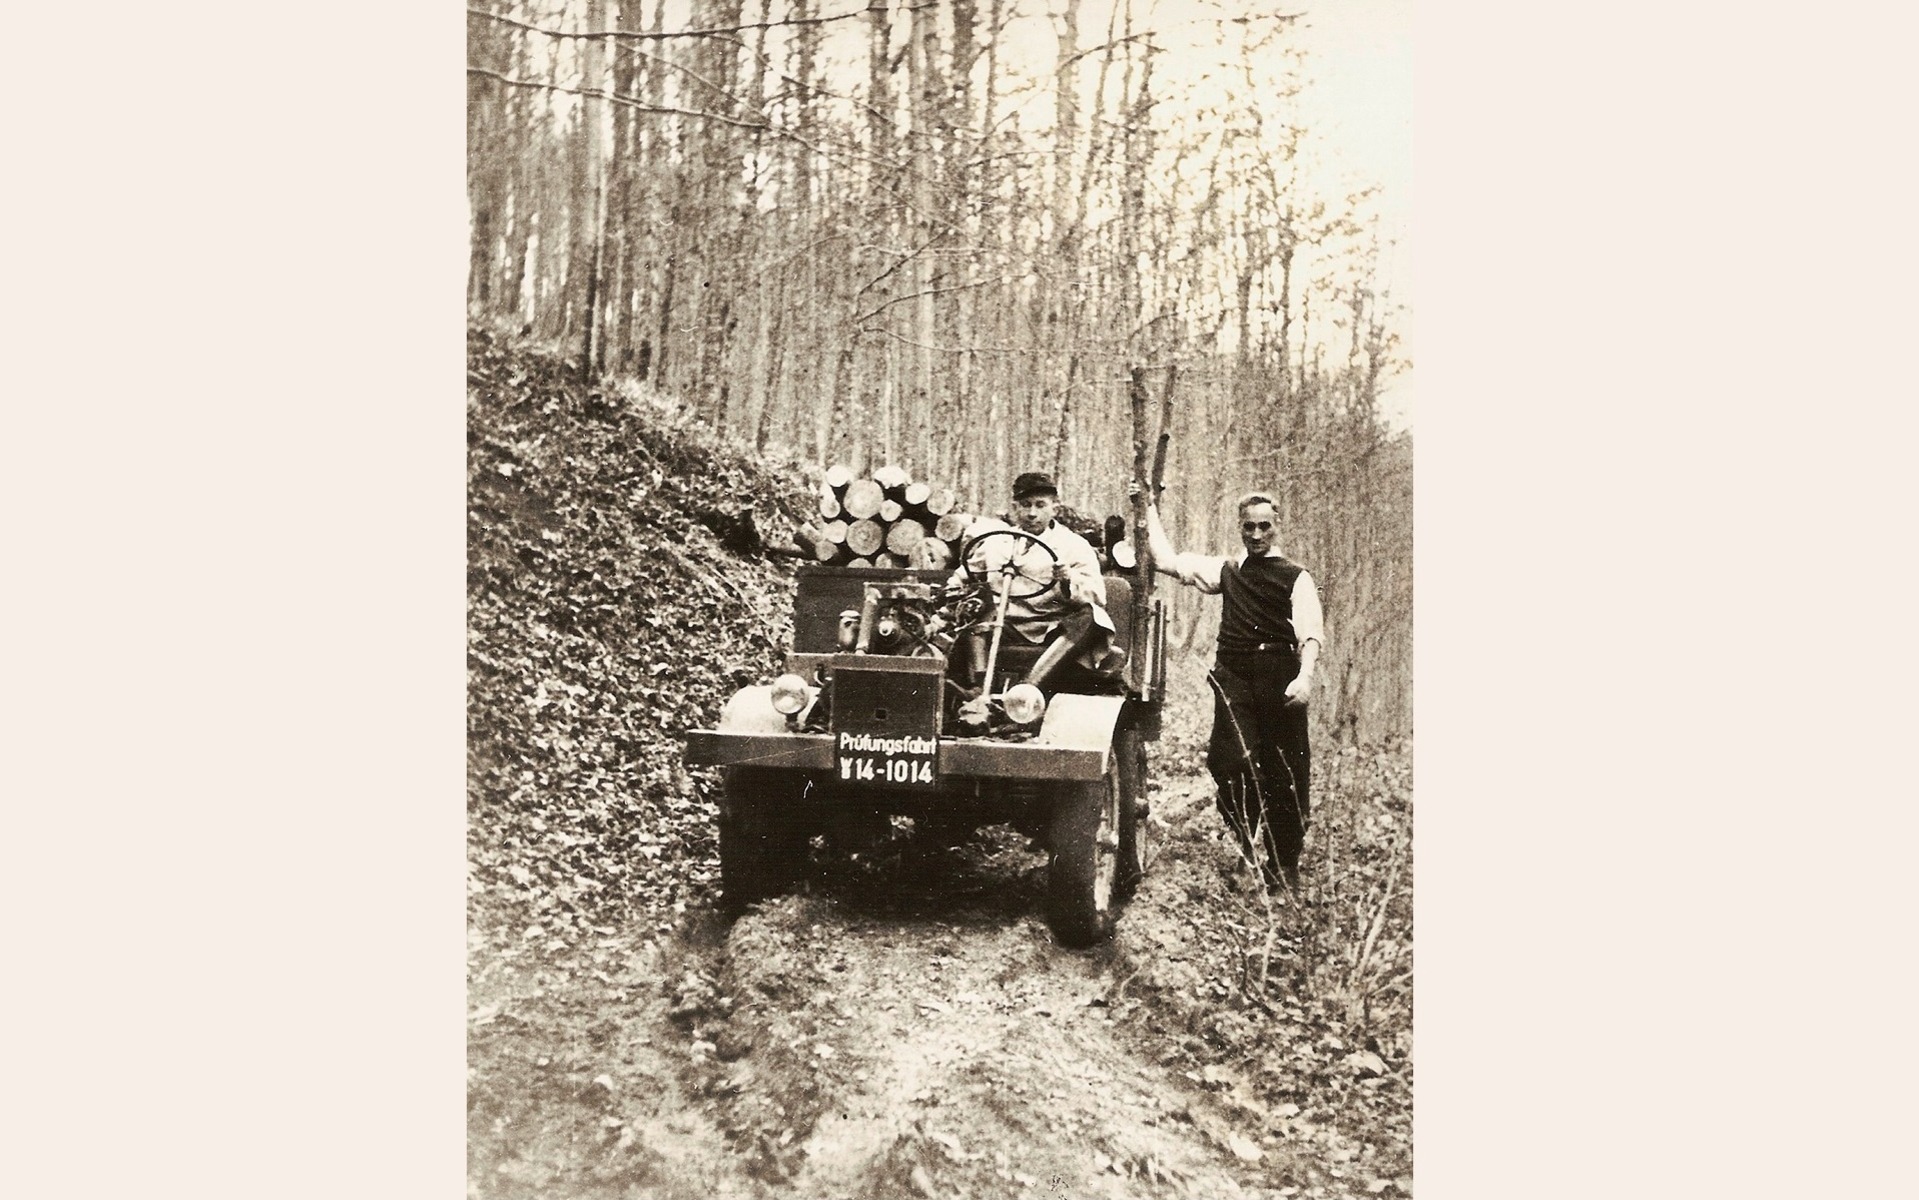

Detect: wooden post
[1152, 363, 1177, 499]
[1128, 365, 1158, 696]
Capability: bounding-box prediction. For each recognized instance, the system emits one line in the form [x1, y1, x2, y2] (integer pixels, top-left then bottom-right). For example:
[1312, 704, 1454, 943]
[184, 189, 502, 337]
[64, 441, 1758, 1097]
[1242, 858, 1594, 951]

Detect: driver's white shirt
[958, 517, 1109, 642]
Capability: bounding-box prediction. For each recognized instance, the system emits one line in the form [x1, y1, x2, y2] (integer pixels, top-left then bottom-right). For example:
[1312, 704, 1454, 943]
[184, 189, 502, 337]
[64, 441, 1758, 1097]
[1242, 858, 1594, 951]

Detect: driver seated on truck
[951, 471, 1116, 692]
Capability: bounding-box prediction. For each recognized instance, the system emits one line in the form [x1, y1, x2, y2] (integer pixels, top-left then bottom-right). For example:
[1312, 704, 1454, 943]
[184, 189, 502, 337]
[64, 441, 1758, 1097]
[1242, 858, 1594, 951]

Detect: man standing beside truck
[1136, 485, 1324, 893]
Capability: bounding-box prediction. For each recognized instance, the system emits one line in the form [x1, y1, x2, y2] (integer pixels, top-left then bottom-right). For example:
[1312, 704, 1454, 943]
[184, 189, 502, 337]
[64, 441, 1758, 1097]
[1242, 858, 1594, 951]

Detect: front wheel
[717, 768, 816, 914]
[1046, 760, 1122, 947]
[1114, 725, 1147, 901]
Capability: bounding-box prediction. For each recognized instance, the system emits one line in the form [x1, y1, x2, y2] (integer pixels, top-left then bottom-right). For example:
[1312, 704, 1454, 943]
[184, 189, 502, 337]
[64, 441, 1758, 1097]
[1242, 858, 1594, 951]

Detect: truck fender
[713, 684, 819, 735]
[1033, 694, 1128, 763]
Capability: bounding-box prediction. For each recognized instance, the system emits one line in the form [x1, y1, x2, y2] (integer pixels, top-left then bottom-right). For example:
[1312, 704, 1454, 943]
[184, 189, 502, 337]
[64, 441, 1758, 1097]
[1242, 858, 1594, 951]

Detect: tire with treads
[1114, 725, 1147, 901]
[1045, 758, 1121, 947]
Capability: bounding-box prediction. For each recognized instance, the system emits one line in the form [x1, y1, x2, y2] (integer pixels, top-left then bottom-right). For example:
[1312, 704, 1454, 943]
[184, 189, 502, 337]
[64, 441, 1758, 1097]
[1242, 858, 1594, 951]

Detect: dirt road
[468, 772, 1409, 1199]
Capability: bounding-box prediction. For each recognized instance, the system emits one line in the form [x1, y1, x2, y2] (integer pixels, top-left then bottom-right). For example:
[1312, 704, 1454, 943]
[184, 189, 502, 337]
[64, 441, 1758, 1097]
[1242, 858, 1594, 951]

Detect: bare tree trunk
[1050, 354, 1079, 479]
[574, 0, 608, 377]
[907, 0, 941, 472]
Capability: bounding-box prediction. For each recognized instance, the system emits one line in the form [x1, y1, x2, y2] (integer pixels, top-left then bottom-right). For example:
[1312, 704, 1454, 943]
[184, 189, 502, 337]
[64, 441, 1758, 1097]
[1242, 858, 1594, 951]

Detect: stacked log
[842, 478, 885, 520]
[883, 517, 926, 558]
[933, 512, 970, 543]
[845, 518, 885, 558]
[787, 464, 982, 570]
[775, 472, 1134, 572]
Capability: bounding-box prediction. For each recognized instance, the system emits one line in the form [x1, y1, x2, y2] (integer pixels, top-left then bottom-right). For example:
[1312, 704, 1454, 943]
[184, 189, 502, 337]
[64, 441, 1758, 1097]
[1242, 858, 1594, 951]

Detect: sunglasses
[1241, 521, 1273, 532]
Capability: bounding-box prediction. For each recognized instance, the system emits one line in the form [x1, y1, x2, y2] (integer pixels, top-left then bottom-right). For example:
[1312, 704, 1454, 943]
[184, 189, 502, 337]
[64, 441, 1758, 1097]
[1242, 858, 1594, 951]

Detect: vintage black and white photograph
[465, 1, 1413, 1195]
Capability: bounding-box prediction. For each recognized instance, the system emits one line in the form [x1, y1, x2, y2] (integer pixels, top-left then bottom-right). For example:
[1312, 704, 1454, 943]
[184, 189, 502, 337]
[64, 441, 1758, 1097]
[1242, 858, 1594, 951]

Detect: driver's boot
[1023, 610, 1099, 691]
[954, 630, 991, 735]
[1023, 633, 1076, 691]
[960, 630, 988, 688]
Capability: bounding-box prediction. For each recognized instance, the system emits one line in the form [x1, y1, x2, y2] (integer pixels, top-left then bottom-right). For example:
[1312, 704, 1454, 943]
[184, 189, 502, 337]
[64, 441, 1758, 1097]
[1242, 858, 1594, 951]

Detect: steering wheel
[960, 527, 1060, 601]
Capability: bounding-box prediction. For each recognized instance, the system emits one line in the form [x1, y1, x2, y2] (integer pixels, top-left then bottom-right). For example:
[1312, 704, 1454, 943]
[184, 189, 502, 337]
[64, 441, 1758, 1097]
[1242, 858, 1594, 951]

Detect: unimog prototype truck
[684, 525, 1166, 946]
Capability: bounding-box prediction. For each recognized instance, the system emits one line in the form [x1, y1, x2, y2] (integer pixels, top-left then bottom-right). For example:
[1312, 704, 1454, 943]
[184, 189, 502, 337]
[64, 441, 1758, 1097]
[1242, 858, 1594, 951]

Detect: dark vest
[1217, 555, 1304, 655]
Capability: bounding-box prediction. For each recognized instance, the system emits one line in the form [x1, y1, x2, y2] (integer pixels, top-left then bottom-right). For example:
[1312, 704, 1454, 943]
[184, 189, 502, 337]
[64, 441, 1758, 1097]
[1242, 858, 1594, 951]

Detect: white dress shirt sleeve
[1171, 551, 1227, 594]
[1053, 527, 1107, 609]
[1291, 570, 1324, 648]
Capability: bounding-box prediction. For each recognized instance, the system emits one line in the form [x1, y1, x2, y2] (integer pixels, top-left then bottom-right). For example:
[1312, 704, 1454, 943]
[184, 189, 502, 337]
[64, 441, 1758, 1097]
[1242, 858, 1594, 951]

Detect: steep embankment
[467, 329, 1413, 1199]
[467, 324, 814, 937]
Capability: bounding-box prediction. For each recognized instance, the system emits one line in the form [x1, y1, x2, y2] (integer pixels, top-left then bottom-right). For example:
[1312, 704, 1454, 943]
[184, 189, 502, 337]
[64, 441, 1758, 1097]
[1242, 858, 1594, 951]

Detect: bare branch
[469, 4, 879, 43]
[853, 230, 945, 302]
[853, 276, 1006, 326]
[863, 328, 1035, 357]
[466, 66, 769, 130]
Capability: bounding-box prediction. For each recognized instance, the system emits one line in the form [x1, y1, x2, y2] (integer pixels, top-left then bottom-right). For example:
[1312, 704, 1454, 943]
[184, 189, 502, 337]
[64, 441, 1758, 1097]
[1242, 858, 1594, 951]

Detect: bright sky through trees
[1293, 0, 1411, 425]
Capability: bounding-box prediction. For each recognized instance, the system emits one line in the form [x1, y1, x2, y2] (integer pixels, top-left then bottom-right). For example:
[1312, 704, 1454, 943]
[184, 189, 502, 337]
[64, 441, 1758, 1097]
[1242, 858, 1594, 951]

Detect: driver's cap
[1011, 471, 1058, 500]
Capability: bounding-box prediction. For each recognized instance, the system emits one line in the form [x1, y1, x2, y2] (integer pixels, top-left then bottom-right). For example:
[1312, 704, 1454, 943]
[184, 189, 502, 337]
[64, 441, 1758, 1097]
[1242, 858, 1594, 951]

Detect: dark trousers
[959, 606, 1105, 688]
[1208, 651, 1311, 885]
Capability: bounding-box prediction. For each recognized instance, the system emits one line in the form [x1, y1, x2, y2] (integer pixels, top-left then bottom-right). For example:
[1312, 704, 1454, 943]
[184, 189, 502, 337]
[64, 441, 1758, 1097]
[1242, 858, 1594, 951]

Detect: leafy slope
[467, 325, 813, 940]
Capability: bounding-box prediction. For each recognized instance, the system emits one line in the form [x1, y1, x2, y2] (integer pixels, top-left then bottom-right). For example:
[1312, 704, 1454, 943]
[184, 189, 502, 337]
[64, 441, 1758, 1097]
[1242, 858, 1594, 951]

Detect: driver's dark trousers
[959, 607, 1105, 690]
[1208, 648, 1311, 890]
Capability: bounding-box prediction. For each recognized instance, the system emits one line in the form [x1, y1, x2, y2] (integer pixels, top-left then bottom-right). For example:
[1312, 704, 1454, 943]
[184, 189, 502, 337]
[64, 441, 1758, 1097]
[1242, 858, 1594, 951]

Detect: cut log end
[842, 478, 885, 520]
[884, 518, 928, 557]
[934, 512, 971, 543]
[911, 539, 953, 570]
[846, 518, 885, 558]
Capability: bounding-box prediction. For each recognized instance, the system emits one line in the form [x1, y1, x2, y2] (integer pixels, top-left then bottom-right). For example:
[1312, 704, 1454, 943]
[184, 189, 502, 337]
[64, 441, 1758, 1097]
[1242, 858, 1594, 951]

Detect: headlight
[770, 673, 810, 715]
[1002, 683, 1046, 725]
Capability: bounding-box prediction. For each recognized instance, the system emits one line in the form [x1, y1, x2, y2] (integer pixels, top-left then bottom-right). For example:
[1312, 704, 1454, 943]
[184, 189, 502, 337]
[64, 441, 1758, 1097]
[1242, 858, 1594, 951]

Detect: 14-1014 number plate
[835, 731, 938, 787]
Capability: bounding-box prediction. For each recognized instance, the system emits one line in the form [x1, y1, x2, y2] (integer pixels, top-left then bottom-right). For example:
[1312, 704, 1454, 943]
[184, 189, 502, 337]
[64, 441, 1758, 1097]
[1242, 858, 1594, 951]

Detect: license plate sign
[836, 731, 939, 788]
